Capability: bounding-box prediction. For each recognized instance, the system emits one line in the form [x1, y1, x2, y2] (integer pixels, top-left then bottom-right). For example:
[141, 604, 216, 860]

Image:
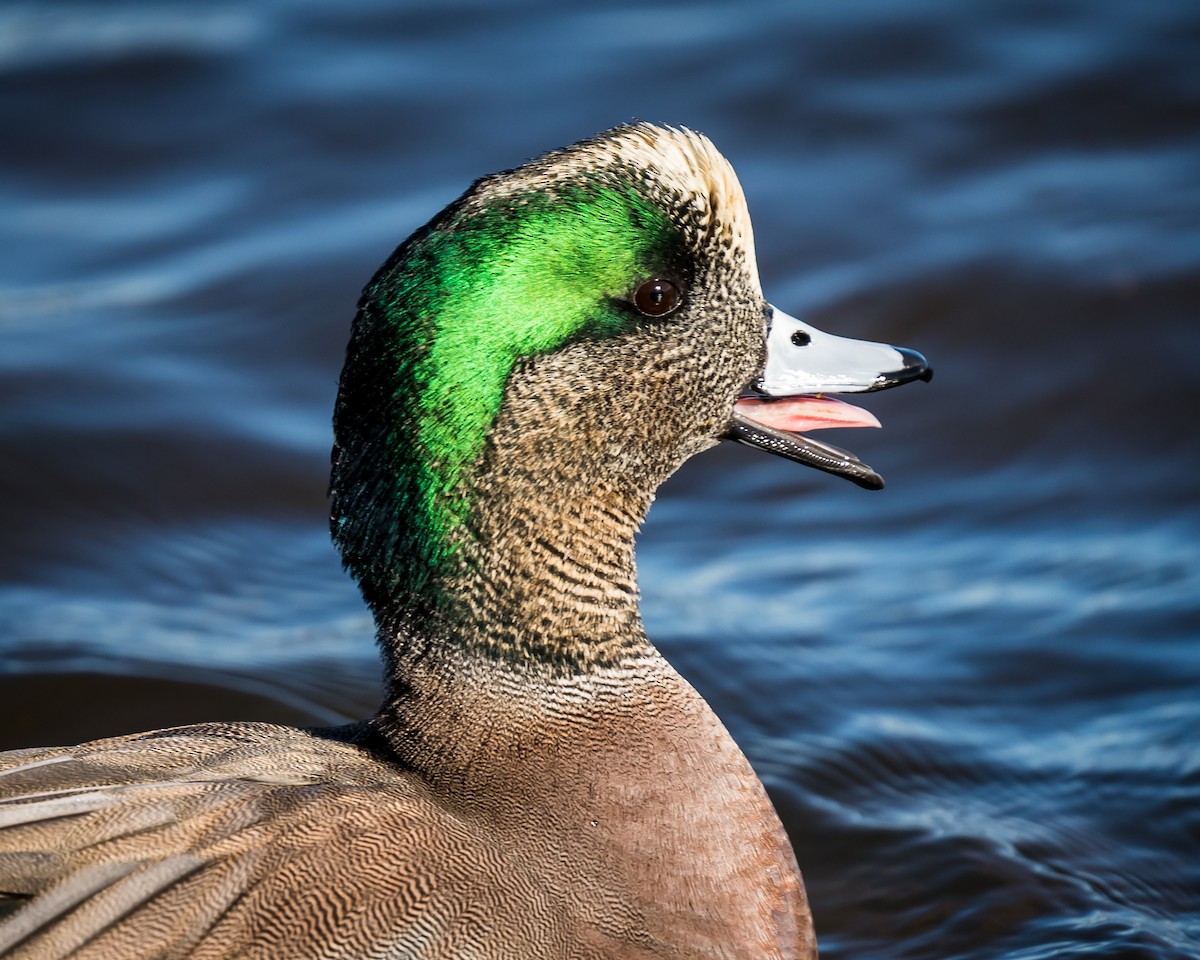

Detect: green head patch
[331, 178, 686, 617]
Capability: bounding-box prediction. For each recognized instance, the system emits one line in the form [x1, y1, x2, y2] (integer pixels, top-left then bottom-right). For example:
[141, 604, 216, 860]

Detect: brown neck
[376, 460, 657, 699]
[372, 638, 670, 783]
[377, 344, 699, 685]
[451, 467, 653, 662]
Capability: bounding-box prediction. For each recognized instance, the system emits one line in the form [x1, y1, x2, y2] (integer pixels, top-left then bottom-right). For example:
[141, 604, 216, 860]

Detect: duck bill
[727, 306, 931, 490]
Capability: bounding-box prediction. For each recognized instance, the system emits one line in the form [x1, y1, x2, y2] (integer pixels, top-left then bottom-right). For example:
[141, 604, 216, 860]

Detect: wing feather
[0, 723, 468, 960]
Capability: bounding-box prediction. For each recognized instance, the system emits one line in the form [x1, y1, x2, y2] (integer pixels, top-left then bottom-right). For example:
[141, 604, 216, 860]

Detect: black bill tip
[873, 347, 932, 391]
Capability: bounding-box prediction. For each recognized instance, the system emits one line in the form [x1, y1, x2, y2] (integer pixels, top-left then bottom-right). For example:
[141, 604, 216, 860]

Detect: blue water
[2, 1, 1198, 956]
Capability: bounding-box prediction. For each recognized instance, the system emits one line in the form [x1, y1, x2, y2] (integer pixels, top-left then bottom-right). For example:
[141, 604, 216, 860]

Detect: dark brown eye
[632, 277, 681, 317]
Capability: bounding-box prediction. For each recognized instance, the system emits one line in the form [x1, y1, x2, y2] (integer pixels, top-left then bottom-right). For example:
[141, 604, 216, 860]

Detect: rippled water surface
[2, 1, 1198, 956]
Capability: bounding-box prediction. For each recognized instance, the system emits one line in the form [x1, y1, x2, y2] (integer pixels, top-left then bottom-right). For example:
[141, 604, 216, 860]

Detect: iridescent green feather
[331, 181, 682, 614]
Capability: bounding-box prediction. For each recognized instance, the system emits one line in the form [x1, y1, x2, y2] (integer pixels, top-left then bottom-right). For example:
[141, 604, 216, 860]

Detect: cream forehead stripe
[491, 124, 761, 286]
[603, 125, 756, 253]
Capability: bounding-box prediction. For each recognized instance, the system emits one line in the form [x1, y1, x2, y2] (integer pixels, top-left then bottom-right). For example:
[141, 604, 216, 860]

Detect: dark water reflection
[2, 1, 1198, 956]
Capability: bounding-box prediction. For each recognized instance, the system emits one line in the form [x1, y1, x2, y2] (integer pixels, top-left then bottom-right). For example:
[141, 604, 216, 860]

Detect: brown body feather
[0, 660, 813, 958]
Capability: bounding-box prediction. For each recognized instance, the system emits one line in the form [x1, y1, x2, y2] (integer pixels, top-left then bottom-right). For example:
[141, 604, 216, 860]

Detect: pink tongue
[734, 396, 881, 433]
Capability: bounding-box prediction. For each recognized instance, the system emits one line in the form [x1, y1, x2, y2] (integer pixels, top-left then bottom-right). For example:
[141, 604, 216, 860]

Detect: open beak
[727, 306, 932, 489]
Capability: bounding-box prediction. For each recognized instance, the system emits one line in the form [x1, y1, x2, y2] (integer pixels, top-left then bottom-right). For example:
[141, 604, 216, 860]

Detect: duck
[0, 123, 929, 960]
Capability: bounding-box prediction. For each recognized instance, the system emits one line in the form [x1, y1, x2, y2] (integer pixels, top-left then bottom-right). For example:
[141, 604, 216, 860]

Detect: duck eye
[632, 277, 682, 317]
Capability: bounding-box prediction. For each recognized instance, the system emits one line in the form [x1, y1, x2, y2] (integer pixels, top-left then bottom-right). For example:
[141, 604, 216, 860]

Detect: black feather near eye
[632, 278, 682, 317]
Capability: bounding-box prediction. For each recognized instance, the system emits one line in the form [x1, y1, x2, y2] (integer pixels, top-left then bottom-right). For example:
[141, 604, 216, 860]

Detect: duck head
[330, 123, 929, 642]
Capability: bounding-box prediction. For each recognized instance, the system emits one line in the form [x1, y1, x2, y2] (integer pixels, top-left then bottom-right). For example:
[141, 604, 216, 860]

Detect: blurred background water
[1, 1, 1198, 956]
